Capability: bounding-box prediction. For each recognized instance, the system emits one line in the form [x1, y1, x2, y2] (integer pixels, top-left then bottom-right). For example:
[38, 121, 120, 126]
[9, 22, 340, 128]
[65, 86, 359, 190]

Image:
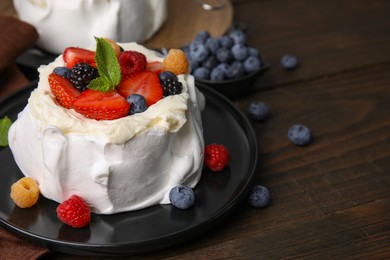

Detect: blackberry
[69, 63, 99, 91]
[161, 77, 183, 96]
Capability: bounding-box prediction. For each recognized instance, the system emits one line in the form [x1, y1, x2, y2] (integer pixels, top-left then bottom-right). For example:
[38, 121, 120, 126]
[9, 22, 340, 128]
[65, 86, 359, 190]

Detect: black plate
[0, 82, 258, 256]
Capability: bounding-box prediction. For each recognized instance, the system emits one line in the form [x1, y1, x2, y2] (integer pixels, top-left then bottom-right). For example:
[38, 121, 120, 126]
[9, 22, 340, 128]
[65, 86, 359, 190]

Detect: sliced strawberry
[48, 73, 81, 109]
[117, 71, 163, 107]
[63, 47, 96, 68]
[72, 89, 130, 120]
[146, 61, 163, 74]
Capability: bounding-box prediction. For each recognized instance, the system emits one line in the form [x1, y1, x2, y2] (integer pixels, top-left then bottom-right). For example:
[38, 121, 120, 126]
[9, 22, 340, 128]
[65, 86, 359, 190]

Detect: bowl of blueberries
[182, 29, 269, 99]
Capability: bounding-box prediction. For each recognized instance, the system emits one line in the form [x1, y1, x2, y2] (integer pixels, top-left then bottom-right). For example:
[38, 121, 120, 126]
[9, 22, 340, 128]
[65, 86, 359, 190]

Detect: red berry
[56, 195, 91, 228]
[204, 143, 230, 172]
[117, 71, 163, 107]
[63, 47, 96, 68]
[72, 89, 130, 120]
[119, 51, 147, 77]
[48, 73, 81, 109]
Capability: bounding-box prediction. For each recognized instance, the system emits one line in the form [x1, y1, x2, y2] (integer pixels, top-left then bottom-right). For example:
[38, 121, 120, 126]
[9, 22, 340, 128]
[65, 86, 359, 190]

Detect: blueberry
[231, 43, 249, 61]
[247, 101, 270, 122]
[243, 56, 262, 74]
[169, 185, 195, 209]
[158, 71, 177, 82]
[215, 47, 234, 64]
[227, 61, 245, 79]
[215, 63, 229, 75]
[219, 35, 234, 49]
[127, 94, 148, 115]
[193, 30, 210, 44]
[248, 47, 259, 57]
[189, 59, 200, 71]
[210, 66, 225, 81]
[201, 55, 219, 70]
[288, 124, 311, 146]
[53, 66, 70, 78]
[205, 37, 220, 55]
[281, 54, 299, 69]
[248, 185, 270, 208]
[229, 30, 246, 44]
[193, 67, 210, 80]
[189, 42, 209, 63]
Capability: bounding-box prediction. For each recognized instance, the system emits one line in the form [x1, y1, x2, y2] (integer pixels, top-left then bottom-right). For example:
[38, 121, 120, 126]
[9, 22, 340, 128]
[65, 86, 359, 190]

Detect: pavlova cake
[8, 38, 205, 215]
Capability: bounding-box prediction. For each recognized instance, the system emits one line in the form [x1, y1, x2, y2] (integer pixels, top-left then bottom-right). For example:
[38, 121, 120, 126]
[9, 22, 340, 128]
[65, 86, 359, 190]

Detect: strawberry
[146, 61, 164, 74]
[72, 89, 130, 120]
[204, 143, 230, 172]
[56, 195, 91, 228]
[117, 71, 163, 106]
[48, 73, 81, 109]
[63, 47, 96, 68]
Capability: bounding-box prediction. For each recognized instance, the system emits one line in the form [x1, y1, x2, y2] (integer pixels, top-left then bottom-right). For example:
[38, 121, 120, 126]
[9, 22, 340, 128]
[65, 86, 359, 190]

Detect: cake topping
[119, 50, 147, 77]
[56, 195, 91, 228]
[204, 143, 230, 172]
[48, 73, 81, 109]
[159, 71, 183, 97]
[10, 177, 40, 208]
[127, 94, 148, 115]
[63, 47, 96, 69]
[162, 49, 189, 75]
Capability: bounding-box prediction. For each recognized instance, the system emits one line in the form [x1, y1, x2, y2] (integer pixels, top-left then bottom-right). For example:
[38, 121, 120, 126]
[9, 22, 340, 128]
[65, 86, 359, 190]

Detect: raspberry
[69, 62, 99, 91]
[163, 49, 189, 75]
[161, 77, 183, 96]
[56, 195, 91, 228]
[119, 51, 147, 77]
[10, 177, 40, 208]
[204, 143, 230, 172]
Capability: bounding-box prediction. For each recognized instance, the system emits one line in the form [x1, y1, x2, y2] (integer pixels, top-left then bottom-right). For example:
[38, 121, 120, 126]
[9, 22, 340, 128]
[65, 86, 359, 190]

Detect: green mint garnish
[0, 116, 12, 147]
[88, 37, 122, 92]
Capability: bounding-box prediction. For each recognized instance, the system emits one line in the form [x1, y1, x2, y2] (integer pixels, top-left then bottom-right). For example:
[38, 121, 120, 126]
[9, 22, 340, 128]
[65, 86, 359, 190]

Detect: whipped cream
[8, 43, 205, 214]
[13, 0, 167, 54]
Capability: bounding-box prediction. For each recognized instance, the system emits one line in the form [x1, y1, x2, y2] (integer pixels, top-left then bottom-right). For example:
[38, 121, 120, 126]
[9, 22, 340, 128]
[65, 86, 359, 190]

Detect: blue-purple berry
[193, 30, 210, 44]
[53, 66, 70, 79]
[247, 101, 270, 122]
[231, 43, 249, 61]
[127, 94, 148, 115]
[215, 47, 234, 64]
[210, 66, 225, 81]
[229, 30, 246, 44]
[201, 55, 219, 70]
[227, 61, 245, 79]
[248, 185, 270, 208]
[219, 35, 234, 49]
[205, 37, 220, 55]
[169, 185, 195, 209]
[288, 124, 311, 146]
[243, 56, 262, 74]
[281, 54, 299, 70]
[193, 67, 210, 80]
[158, 71, 177, 82]
[189, 42, 209, 63]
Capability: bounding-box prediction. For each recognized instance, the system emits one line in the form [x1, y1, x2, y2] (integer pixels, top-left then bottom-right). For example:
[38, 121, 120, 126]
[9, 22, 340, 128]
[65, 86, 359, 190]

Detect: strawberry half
[117, 71, 163, 106]
[48, 73, 81, 109]
[146, 61, 163, 74]
[72, 89, 130, 120]
[63, 47, 96, 68]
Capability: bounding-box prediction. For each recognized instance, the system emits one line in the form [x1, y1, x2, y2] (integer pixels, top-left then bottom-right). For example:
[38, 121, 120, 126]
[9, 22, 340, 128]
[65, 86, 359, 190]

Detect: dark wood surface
[2, 0, 390, 259]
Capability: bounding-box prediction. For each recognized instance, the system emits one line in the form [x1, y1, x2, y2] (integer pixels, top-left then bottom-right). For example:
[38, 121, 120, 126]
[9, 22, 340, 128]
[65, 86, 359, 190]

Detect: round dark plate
[0, 82, 258, 256]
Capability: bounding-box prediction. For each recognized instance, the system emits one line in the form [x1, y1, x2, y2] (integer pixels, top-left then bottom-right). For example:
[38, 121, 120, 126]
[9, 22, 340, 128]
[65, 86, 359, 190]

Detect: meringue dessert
[8, 40, 205, 214]
[13, 0, 167, 54]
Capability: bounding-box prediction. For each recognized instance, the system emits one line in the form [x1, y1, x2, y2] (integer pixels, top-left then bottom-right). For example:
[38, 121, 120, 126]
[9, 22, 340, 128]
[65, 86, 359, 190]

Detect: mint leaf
[88, 37, 121, 92]
[0, 116, 12, 147]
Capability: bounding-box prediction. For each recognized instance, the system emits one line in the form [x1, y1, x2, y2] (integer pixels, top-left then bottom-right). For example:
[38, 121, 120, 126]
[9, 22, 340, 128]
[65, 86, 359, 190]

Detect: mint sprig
[0, 116, 12, 147]
[88, 37, 122, 92]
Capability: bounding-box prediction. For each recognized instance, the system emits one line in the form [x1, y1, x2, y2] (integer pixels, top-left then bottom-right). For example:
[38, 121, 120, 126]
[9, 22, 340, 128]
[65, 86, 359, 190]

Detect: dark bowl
[194, 60, 270, 99]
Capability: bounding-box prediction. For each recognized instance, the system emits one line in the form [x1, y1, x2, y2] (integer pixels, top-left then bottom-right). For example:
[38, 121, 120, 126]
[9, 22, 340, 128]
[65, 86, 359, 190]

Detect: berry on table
[10, 177, 40, 208]
[248, 185, 270, 208]
[69, 62, 99, 91]
[169, 185, 195, 209]
[288, 124, 312, 146]
[119, 50, 147, 77]
[247, 101, 270, 122]
[56, 195, 91, 228]
[281, 54, 299, 70]
[127, 94, 148, 115]
[163, 49, 189, 75]
[204, 143, 230, 172]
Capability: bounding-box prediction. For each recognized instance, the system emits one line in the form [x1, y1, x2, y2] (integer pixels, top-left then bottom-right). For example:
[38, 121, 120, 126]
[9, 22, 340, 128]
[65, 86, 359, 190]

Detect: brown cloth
[0, 14, 50, 260]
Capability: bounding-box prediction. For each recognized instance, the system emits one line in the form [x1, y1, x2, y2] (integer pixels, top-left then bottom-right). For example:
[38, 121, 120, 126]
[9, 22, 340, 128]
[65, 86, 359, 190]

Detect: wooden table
[2, 0, 390, 259]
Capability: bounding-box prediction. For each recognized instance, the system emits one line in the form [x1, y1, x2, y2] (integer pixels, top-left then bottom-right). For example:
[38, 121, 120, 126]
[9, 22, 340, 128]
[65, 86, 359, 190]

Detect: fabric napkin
[0, 14, 50, 259]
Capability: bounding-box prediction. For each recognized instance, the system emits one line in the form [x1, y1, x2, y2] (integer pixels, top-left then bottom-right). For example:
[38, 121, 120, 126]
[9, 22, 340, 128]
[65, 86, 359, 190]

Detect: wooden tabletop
[1, 0, 390, 259]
